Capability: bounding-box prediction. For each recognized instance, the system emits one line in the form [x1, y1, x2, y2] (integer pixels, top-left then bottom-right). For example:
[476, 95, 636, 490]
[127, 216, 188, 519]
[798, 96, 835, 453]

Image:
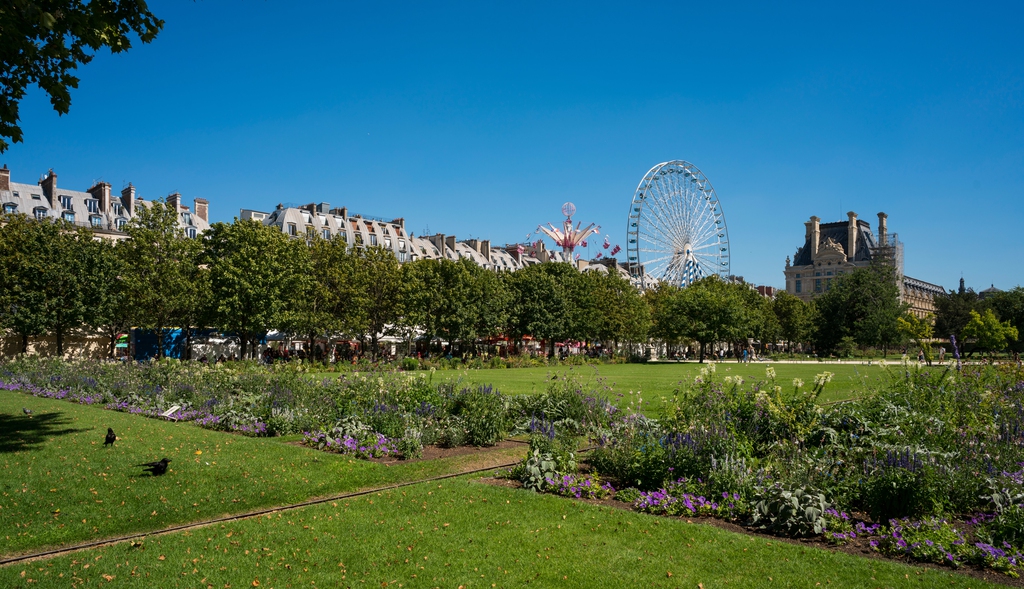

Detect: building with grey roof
[0, 165, 210, 239]
[784, 211, 944, 317]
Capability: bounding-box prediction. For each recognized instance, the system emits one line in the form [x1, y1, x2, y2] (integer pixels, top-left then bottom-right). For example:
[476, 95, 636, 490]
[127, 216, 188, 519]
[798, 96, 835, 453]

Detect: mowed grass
[0, 476, 1000, 589]
[453, 362, 890, 417]
[0, 392, 523, 556]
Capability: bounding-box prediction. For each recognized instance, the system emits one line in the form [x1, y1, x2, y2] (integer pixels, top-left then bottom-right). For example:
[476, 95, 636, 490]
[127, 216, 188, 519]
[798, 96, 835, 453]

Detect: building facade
[783, 211, 943, 317]
[0, 166, 210, 238]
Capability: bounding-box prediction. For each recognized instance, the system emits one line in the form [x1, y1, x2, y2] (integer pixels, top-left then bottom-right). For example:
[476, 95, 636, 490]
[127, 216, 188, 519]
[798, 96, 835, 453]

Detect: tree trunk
[699, 341, 706, 363]
[56, 326, 64, 357]
[21, 333, 28, 355]
[240, 333, 249, 361]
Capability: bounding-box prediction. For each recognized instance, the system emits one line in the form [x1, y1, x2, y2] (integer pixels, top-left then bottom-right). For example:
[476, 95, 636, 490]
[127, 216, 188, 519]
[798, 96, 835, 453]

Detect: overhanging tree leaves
[0, 0, 164, 151]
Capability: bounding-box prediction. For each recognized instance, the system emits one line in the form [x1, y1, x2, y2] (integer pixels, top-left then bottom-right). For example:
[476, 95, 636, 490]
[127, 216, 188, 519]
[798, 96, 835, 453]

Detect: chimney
[877, 212, 888, 246]
[445, 235, 456, 256]
[317, 202, 330, 213]
[846, 211, 857, 261]
[391, 217, 404, 229]
[121, 183, 136, 216]
[40, 169, 57, 206]
[88, 182, 111, 213]
[809, 216, 820, 259]
[481, 239, 491, 260]
[167, 192, 182, 214]
[194, 198, 208, 222]
[0, 165, 9, 192]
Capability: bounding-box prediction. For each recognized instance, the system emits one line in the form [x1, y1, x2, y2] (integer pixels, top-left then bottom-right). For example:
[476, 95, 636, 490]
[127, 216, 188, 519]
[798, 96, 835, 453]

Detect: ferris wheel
[626, 161, 730, 287]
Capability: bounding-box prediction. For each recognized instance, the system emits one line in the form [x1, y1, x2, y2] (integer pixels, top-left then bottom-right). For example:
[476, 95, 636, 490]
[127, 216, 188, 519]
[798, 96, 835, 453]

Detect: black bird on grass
[137, 458, 171, 476]
[104, 428, 116, 447]
[22, 408, 32, 416]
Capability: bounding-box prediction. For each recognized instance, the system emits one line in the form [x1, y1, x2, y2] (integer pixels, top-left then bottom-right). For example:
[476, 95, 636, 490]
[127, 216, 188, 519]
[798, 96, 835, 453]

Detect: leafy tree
[590, 270, 649, 350]
[402, 258, 475, 352]
[656, 276, 747, 363]
[0, 213, 52, 352]
[349, 245, 404, 360]
[897, 313, 935, 364]
[773, 291, 812, 352]
[984, 287, 1024, 353]
[120, 200, 197, 358]
[813, 263, 905, 356]
[934, 287, 979, 347]
[962, 309, 1019, 354]
[284, 236, 360, 355]
[647, 282, 684, 351]
[0, 213, 95, 355]
[465, 260, 509, 350]
[205, 219, 299, 359]
[83, 236, 132, 358]
[1, 0, 164, 151]
[503, 265, 562, 354]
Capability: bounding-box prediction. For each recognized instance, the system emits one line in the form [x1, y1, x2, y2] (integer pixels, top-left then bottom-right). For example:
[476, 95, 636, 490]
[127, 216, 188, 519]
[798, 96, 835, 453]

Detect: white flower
[793, 378, 804, 389]
[814, 372, 834, 387]
[765, 366, 776, 380]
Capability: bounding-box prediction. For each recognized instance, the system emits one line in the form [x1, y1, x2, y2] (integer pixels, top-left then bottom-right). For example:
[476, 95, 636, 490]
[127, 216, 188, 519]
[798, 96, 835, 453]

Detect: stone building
[783, 211, 943, 317]
[0, 165, 209, 239]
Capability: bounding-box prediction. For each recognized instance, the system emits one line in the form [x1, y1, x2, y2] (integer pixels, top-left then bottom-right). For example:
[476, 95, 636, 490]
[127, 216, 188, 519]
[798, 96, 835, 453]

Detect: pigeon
[137, 458, 171, 476]
[22, 408, 32, 415]
[104, 428, 116, 447]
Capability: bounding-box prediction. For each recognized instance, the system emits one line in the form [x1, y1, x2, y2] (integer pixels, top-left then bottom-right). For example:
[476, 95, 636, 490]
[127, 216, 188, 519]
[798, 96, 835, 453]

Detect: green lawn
[0, 392, 522, 556]
[444, 362, 890, 417]
[0, 475, 1000, 588]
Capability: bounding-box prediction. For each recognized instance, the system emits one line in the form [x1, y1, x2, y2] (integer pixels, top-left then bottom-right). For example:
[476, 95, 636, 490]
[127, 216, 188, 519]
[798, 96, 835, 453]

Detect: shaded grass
[0, 392, 522, 556]
[0, 476, 1001, 588]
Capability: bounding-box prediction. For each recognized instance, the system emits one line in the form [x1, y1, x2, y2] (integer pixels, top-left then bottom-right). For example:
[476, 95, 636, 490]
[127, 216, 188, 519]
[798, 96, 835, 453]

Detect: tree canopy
[1, 0, 163, 151]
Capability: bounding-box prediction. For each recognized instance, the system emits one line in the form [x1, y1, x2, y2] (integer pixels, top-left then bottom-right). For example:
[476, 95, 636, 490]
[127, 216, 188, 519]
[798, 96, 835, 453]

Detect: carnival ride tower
[537, 202, 601, 257]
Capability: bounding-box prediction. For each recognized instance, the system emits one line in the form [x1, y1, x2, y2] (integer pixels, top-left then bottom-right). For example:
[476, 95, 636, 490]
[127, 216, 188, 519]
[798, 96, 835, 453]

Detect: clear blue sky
[4, 1, 1022, 289]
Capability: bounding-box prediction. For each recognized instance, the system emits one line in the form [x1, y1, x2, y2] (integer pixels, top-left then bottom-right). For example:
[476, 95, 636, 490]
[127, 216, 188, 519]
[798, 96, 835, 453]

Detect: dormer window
[115, 217, 127, 230]
[287, 223, 297, 236]
[322, 228, 331, 239]
[182, 212, 192, 225]
[3, 203, 15, 214]
[90, 215, 103, 228]
[369, 234, 378, 246]
[384, 237, 392, 249]
[62, 211, 75, 222]
[34, 207, 47, 220]
[112, 203, 125, 216]
[59, 195, 73, 210]
[186, 227, 197, 239]
[31, 193, 41, 200]
[86, 199, 99, 213]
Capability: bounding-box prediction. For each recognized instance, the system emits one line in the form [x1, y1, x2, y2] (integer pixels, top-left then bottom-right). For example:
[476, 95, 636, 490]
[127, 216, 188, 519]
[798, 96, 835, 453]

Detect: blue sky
[4, 1, 1022, 289]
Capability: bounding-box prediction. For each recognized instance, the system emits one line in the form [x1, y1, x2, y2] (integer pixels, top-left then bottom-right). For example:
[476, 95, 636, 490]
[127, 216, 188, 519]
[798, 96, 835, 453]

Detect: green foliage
[962, 308, 1019, 353]
[812, 262, 906, 355]
[749, 483, 831, 537]
[978, 505, 1024, 551]
[0, 0, 163, 151]
[614, 486, 643, 503]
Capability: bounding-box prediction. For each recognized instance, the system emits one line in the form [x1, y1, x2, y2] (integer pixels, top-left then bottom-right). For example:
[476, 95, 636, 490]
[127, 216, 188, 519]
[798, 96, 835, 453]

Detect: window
[795, 280, 802, 293]
[795, 273, 801, 278]
[186, 228, 197, 239]
[113, 203, 124, 216]
[86, 199, 99, 213]
[115, 217, 127, 230]
[398, 239, 406, 251]
[354, 233, 363, 245]
[62, 211, 75, 222]
[34, 207, 47, 220]
[31, 193, 41, 200]
[12, 191, 18, 198]
[182, 212, 192, 226]
[398, 252, 406, 263]
[3, 203, 15, 214]
[826, 271, 833, 276]
[815, 271, 821, 277]
[287, 223, 297, 236]
[369, 234, 377, 246]
[815, 279, 822, 293]
[340, 231, 348, 243]
[59, 195, 73, 210]
[90, 215, 103, 228]
[826, 278, 832, 291]
[322, 228, 331, 239]
[306, 226, 315, 239]
[384, 237, 392, 249]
